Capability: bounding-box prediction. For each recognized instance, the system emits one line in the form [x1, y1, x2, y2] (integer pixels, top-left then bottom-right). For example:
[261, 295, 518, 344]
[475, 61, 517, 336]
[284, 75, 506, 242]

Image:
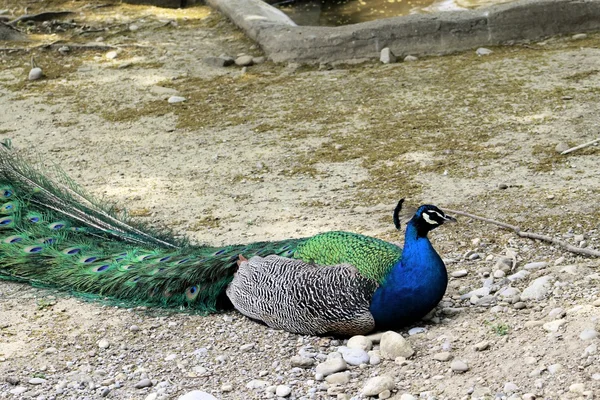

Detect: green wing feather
[0, 141, 401, 313]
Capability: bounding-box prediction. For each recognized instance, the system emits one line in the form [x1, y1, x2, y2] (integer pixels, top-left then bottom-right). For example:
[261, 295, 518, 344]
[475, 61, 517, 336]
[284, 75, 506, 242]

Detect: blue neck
[369, 220, 448, 329]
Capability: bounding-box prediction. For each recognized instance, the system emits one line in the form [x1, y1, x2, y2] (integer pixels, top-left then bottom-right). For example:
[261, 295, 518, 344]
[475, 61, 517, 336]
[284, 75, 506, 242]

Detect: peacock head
[393, 199, 456, 236]
[413, 204, 456, 235]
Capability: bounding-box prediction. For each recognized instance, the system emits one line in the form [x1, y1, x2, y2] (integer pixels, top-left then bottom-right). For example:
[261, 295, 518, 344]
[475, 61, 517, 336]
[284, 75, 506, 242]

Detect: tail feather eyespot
[185, 286, 199, 301]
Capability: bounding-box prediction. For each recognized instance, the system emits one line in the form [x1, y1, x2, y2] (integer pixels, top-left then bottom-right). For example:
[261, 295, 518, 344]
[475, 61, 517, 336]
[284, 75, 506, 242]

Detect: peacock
[0, 141, 455, 336]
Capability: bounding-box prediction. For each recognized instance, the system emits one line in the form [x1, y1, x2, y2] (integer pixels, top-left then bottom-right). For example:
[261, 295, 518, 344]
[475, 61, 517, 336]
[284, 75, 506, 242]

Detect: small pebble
[105, 51, 118, 60]
[134, 379, 153, 389]
[451, 270, 468, 278]
[580, 329, 598, 340]
[572, 33, 588, 40]
[168, 96, 186, 104]
[543, 319, 566, 332]
[362, 375, 395, 396]
[28, 67, 43, 81]
[97, 339, 110, 349]
[275, 385, 291, 397]
[474, 341, 489, 351]
[404, 55, 418, 62]
[380, 47, 396, 64]
[451, 360, 469, 372]
[476, 47, 493, 56]
[28, 378, 46, 385]
[433, 352, 452, 362]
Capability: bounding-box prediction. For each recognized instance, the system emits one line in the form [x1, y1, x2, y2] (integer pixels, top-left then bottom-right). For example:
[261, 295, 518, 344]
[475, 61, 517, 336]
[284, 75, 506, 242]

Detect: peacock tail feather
[0, 141, 307, 313]
[0, 140, 403, 314]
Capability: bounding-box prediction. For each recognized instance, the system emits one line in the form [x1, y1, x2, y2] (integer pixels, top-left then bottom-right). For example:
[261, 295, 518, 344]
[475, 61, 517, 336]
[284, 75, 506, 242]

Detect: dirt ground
[0, 1, 599, 399]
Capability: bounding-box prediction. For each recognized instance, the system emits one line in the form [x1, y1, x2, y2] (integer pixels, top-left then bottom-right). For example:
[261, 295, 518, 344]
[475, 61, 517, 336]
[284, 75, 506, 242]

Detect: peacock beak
[443, 215, 457, 223]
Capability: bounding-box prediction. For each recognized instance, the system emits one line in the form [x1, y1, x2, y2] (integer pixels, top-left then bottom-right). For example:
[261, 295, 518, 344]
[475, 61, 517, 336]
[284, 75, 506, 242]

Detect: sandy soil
[0, 1, 599, 399]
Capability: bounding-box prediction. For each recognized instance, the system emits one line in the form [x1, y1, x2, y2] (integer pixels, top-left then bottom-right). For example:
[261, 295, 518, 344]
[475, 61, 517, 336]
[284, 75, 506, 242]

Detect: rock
[203, 57, 230, 68]
[433, 352, 452, 361]
[105, 51, 118, 60]
[276, 385, 291, 397]
[168, 96, 186, 104]
[28, 67, 43, 81]
[404, 55, 418, 62]
[28, 378, 46, 385]
[178, 391, 218, 400]
[493, 270, 505, 278]
[347, 335, 373, 351]
[6, 376, 19, 385]
[315, 358, 347, 376]
[572, 33, 588, 40]
[593, 299, 600, 307]
[520, 275, 553, 300]
[129, 24, 139, 31]
[451, 269, 468, 278]
[476, 47, 493, 56]
[498, 183, 508, 189]
[398, 394, 417, 400]
[407, 327, 426, 335]
[543, 319, 566, 332]
[569, 383, 585, 394]
[514, 302, 526, 309]
[221, 384, 233, 392]
[548, 307, 565, 319]
[134, 379, 153, 389]
[240, 343, 254, 351]
[361, 375, 395, 396]
[246, 380, 269, 389]
[97, 338, 110, 349]
[523, 261, 548, 270]
[337, 346, 369, 365]
[234, 55, 254, 66]
[380, 331, 414, 359]
[508, 270, 530, 281]
[379, 389, 392, 399]
[547, 364, 563, 374]
[474, 341, 490, 351]
[291, 356, 314, 368]
[451, 360, 469, 373]
[252, 56, 265, 64]
[504, 382, 519, 393]
[9, 387, 27, 395]
[380, 47, 396, 64]
[325, 372, 350, 385]
[580, 329, 598, 340]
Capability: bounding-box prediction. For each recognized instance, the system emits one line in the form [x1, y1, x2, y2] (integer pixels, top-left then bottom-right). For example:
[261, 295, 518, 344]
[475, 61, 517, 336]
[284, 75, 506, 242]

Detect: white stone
[9, 387, 27, 395]
[580, 329, 598, 340]
[569, 383, 585, 394]
[246, 380, 270, 389]
[572, 33, 588, 40]
[337, 346, 369, 366]
[315, 358, 347, 376]
[290, 356, 314, 368]
[451, 360, 469, 372]
[451, 269, 468, 278]
[29, 378, 46, 385]
[543, 319, 566, 332]
[105, 51, 118, 60]
[476, 47, 493, 56]
[504, 382, 519, 393]
[547, 364, 563, 374]
[380, 48, 396, 64]
[235, 55, 254, 66]
[347, 335, 372, 351]
[433, 352, 452, 361]
[362, 375, 395, 396]
[275, 385, 291, 397]
[508, 270, 530, 281]
[399, 394, 417, 400]
[523, 261, 548, 270]
[380, 331, 414, 359]
[168, 96, 186, 104]
[98, 339, 110, 349]
[521, 275, 553, 300]
[404, 55, 418, 62]
[325, 372, 350, 385]
[177, 391, 218, 400]
[407, 327, 426, 335]
[474, 341, 490, 351]
[28, 67, 43, 81]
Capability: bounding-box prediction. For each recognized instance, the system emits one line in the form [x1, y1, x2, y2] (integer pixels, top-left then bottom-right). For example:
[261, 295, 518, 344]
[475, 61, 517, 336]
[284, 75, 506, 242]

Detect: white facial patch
[422, 212, 439, 225]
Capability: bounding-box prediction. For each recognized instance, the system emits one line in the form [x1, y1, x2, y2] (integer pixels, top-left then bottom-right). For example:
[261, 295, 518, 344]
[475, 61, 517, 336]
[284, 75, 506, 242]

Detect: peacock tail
[0, 141, 403, 314]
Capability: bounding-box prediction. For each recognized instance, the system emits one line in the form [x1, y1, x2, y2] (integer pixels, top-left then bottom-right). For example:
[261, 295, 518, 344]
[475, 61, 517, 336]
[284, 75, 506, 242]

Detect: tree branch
[443, 208, 600, 257]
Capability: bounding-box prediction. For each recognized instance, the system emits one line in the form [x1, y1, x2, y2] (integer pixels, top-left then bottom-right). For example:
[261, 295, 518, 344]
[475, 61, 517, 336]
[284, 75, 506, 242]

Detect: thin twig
[443, 208, 600, 257]
[561, 138, 600, 155]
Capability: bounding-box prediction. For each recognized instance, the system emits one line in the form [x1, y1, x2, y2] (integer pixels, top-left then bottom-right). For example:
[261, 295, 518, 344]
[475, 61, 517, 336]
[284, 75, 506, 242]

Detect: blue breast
[369, 222, 448, 330]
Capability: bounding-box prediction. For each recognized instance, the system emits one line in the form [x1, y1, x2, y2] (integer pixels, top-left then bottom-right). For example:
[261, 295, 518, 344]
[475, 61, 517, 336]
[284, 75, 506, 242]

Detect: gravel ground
[0, 1, 599, 399]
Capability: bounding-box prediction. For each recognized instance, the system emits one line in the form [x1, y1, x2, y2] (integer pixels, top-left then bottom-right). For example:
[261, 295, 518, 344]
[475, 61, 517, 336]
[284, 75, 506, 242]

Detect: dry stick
[443, 208, 600, 258]
[561, 137, 600, 155]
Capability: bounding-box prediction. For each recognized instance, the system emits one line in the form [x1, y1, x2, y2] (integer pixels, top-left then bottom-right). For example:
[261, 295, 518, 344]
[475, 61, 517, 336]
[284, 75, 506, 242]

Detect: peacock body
[0, 142, 454, 335]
